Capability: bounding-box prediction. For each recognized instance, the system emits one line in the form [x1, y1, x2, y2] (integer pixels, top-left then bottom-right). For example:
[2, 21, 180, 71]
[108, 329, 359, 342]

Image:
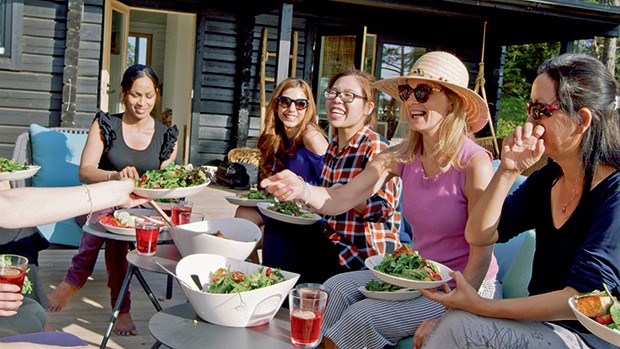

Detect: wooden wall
[0, 0, 103, 159]
[0, 0, 67, 158]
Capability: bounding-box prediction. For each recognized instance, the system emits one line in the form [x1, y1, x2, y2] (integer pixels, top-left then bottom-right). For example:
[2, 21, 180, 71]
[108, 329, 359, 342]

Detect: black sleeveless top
[95, 111, 179, 175]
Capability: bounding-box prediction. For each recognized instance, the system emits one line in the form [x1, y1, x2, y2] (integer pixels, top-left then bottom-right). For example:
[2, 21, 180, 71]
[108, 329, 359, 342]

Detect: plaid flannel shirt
[321, 125, 402, 269]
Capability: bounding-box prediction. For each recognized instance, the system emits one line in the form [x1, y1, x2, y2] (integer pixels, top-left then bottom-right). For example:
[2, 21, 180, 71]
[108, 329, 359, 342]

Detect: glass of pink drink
[0, 254, 28, 292]
[135, 218, 161, 256]
[289, 288, 328, 348]
[171, 201, 193, 226]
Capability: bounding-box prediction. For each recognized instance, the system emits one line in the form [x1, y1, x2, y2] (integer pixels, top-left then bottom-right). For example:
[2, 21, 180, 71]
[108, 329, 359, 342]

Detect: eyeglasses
[398, 84, 441, 103]
[277, 96, 309, 111]
[526, 100, 560, 120]
[324, 88, 366, 103]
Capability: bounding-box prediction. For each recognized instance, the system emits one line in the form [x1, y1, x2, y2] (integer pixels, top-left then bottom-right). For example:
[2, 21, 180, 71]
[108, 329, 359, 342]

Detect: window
[0, 0, 22, 70]
[127, 32, 152, 66]
[376, 44, 426, 140]
[0, 0, 11, 56]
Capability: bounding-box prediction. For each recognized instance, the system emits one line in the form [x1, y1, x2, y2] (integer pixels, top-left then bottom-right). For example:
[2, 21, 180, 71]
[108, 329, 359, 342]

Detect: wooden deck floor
[37, 184, 241, 348]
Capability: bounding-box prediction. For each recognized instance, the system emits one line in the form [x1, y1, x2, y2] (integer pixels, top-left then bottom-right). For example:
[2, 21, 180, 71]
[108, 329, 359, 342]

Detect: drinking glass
[289, 288, 328, 348]
[178, 212, 205, 225]
[172, 201, 193, 226]
[135, 218, 161, 256]
[0, 254, 28, 292]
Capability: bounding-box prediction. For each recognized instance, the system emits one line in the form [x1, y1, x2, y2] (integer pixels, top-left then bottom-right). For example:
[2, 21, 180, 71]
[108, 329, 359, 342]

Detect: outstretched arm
[261, 151, 398, 216]
[0, 180, 147, 229]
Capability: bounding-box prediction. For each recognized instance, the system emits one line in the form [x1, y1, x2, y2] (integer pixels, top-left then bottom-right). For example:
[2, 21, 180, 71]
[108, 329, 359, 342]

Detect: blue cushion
[29, 124, 87, 187]
[36, 219, 83, 247]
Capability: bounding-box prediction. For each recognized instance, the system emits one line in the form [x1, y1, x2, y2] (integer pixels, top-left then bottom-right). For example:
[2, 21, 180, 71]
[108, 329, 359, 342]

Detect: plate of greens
[569, 285, 620, 346]
[365, 252, 452, 289]
[0, 157, 40, 181]
[133, 163, 210, 199]
[358, 280, 421, 301]
[225, 190, 274, 207]
[256, 201, 321, 225]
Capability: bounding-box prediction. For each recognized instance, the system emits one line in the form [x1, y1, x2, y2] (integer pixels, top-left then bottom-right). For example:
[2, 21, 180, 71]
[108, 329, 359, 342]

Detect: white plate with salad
[569, 291, 620, 346]
[358, 280, 421, 301]
[365, 254, 452, 289]
[0, 165, 40, 181]
[256, 201, 321, 225]
[225, 190, 274, 207]
[133, 164, 210, 199]
[134, 181, 209, 199]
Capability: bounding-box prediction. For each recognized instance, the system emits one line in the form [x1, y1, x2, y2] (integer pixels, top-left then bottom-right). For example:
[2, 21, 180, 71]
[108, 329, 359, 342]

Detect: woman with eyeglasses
[234, 78, 328, 261]
[261, 69, 402, 285]
[261, 51, 499, 349]
[418, 54, 620, 348]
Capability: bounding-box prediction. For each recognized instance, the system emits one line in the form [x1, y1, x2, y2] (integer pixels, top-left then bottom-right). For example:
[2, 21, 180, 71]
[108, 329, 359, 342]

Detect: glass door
[100, 0, 129, 113]
[314, 26, 376, 138]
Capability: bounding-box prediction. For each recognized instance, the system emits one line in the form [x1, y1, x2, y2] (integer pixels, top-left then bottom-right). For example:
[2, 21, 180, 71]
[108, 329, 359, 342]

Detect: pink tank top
[398, 137, 498, 281]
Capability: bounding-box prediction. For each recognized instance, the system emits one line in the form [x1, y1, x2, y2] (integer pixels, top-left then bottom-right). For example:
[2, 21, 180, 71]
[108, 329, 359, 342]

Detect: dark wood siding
[0, 0, 102, 158]
[191, 9, 240, 165]
[0, 0, 67, 157]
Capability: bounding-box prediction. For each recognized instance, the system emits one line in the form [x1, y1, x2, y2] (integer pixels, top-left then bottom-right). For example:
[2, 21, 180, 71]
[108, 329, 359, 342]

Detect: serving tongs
[147, 200, 175, 227]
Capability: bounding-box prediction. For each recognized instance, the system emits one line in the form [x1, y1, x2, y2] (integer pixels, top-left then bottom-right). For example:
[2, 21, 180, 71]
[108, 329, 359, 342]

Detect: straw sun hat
[373, 51, 490, 133]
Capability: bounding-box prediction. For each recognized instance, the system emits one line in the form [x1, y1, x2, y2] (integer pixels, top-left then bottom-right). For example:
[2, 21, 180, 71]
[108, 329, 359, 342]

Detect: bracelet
[297, 175, 311, 205]
[107, 171, 112, 181]
[83, 184, 93, 223]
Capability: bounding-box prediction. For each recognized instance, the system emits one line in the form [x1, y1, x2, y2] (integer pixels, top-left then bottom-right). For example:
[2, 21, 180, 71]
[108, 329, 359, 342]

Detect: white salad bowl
[168, 218, 261, 260]
[175, 253, 300, 327]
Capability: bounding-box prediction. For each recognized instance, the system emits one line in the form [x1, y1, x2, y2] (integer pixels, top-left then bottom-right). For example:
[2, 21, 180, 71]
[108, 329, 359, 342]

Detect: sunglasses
[277, 96, 309, 110]
[526, 100, 560, 120]
[398, 84, 441, 103]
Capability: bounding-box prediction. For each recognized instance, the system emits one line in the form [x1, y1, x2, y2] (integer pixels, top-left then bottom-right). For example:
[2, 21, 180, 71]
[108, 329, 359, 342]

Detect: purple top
[280, 139, 325, 185]
[398, 137, 498, 282]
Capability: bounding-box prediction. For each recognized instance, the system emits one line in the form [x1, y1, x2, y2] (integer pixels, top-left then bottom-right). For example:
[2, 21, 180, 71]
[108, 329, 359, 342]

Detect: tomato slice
[595, 314, 613, 325]
[231, 271, 244, 282]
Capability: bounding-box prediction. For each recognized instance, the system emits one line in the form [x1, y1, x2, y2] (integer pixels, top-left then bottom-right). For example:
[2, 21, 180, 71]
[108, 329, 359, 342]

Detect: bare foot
[113, 312, 137, 336]
[47, 281, 80, 312]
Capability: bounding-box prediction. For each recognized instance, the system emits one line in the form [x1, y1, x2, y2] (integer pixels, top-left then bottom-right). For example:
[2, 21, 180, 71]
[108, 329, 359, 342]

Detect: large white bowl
[176, 253, 300, 327]
[168, 218, 261, 260]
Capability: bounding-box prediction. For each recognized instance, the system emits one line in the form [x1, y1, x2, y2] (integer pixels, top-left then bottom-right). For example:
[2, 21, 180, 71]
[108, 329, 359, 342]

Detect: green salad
[365, 279, 405, 292]
[136, 163, 207, 189]
[239, 189, 272, 200]
[207, 266, 285, 294]
[375, 251, 442, 282]
[0, 157, 29, 172]
[269, 201, 316, 218]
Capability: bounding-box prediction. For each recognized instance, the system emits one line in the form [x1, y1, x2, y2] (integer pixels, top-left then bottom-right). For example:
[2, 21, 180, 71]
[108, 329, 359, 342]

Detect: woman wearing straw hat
[261, 51, 500, 349]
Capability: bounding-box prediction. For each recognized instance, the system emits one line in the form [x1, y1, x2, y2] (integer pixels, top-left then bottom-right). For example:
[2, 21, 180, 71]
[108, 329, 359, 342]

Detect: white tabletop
[149, 303, 292, 349]
[83, 222, 172, 242]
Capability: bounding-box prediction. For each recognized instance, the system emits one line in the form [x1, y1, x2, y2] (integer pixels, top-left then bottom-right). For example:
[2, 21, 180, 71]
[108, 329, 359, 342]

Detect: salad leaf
[240, 189, 272, 200]
[0, 157, 28, 172]
[269, 201, 316, 218]
[603, 283, 620, 328]
[365, 280, 404, 292]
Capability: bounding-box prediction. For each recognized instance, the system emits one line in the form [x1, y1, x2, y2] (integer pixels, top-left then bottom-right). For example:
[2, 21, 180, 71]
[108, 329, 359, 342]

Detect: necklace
[561, 186, 580, 214]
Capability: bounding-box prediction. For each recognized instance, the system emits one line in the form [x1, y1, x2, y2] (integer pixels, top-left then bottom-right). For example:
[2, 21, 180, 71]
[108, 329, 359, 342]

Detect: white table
[83, 223, 180, 349]
[149, 303, 293, 349]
